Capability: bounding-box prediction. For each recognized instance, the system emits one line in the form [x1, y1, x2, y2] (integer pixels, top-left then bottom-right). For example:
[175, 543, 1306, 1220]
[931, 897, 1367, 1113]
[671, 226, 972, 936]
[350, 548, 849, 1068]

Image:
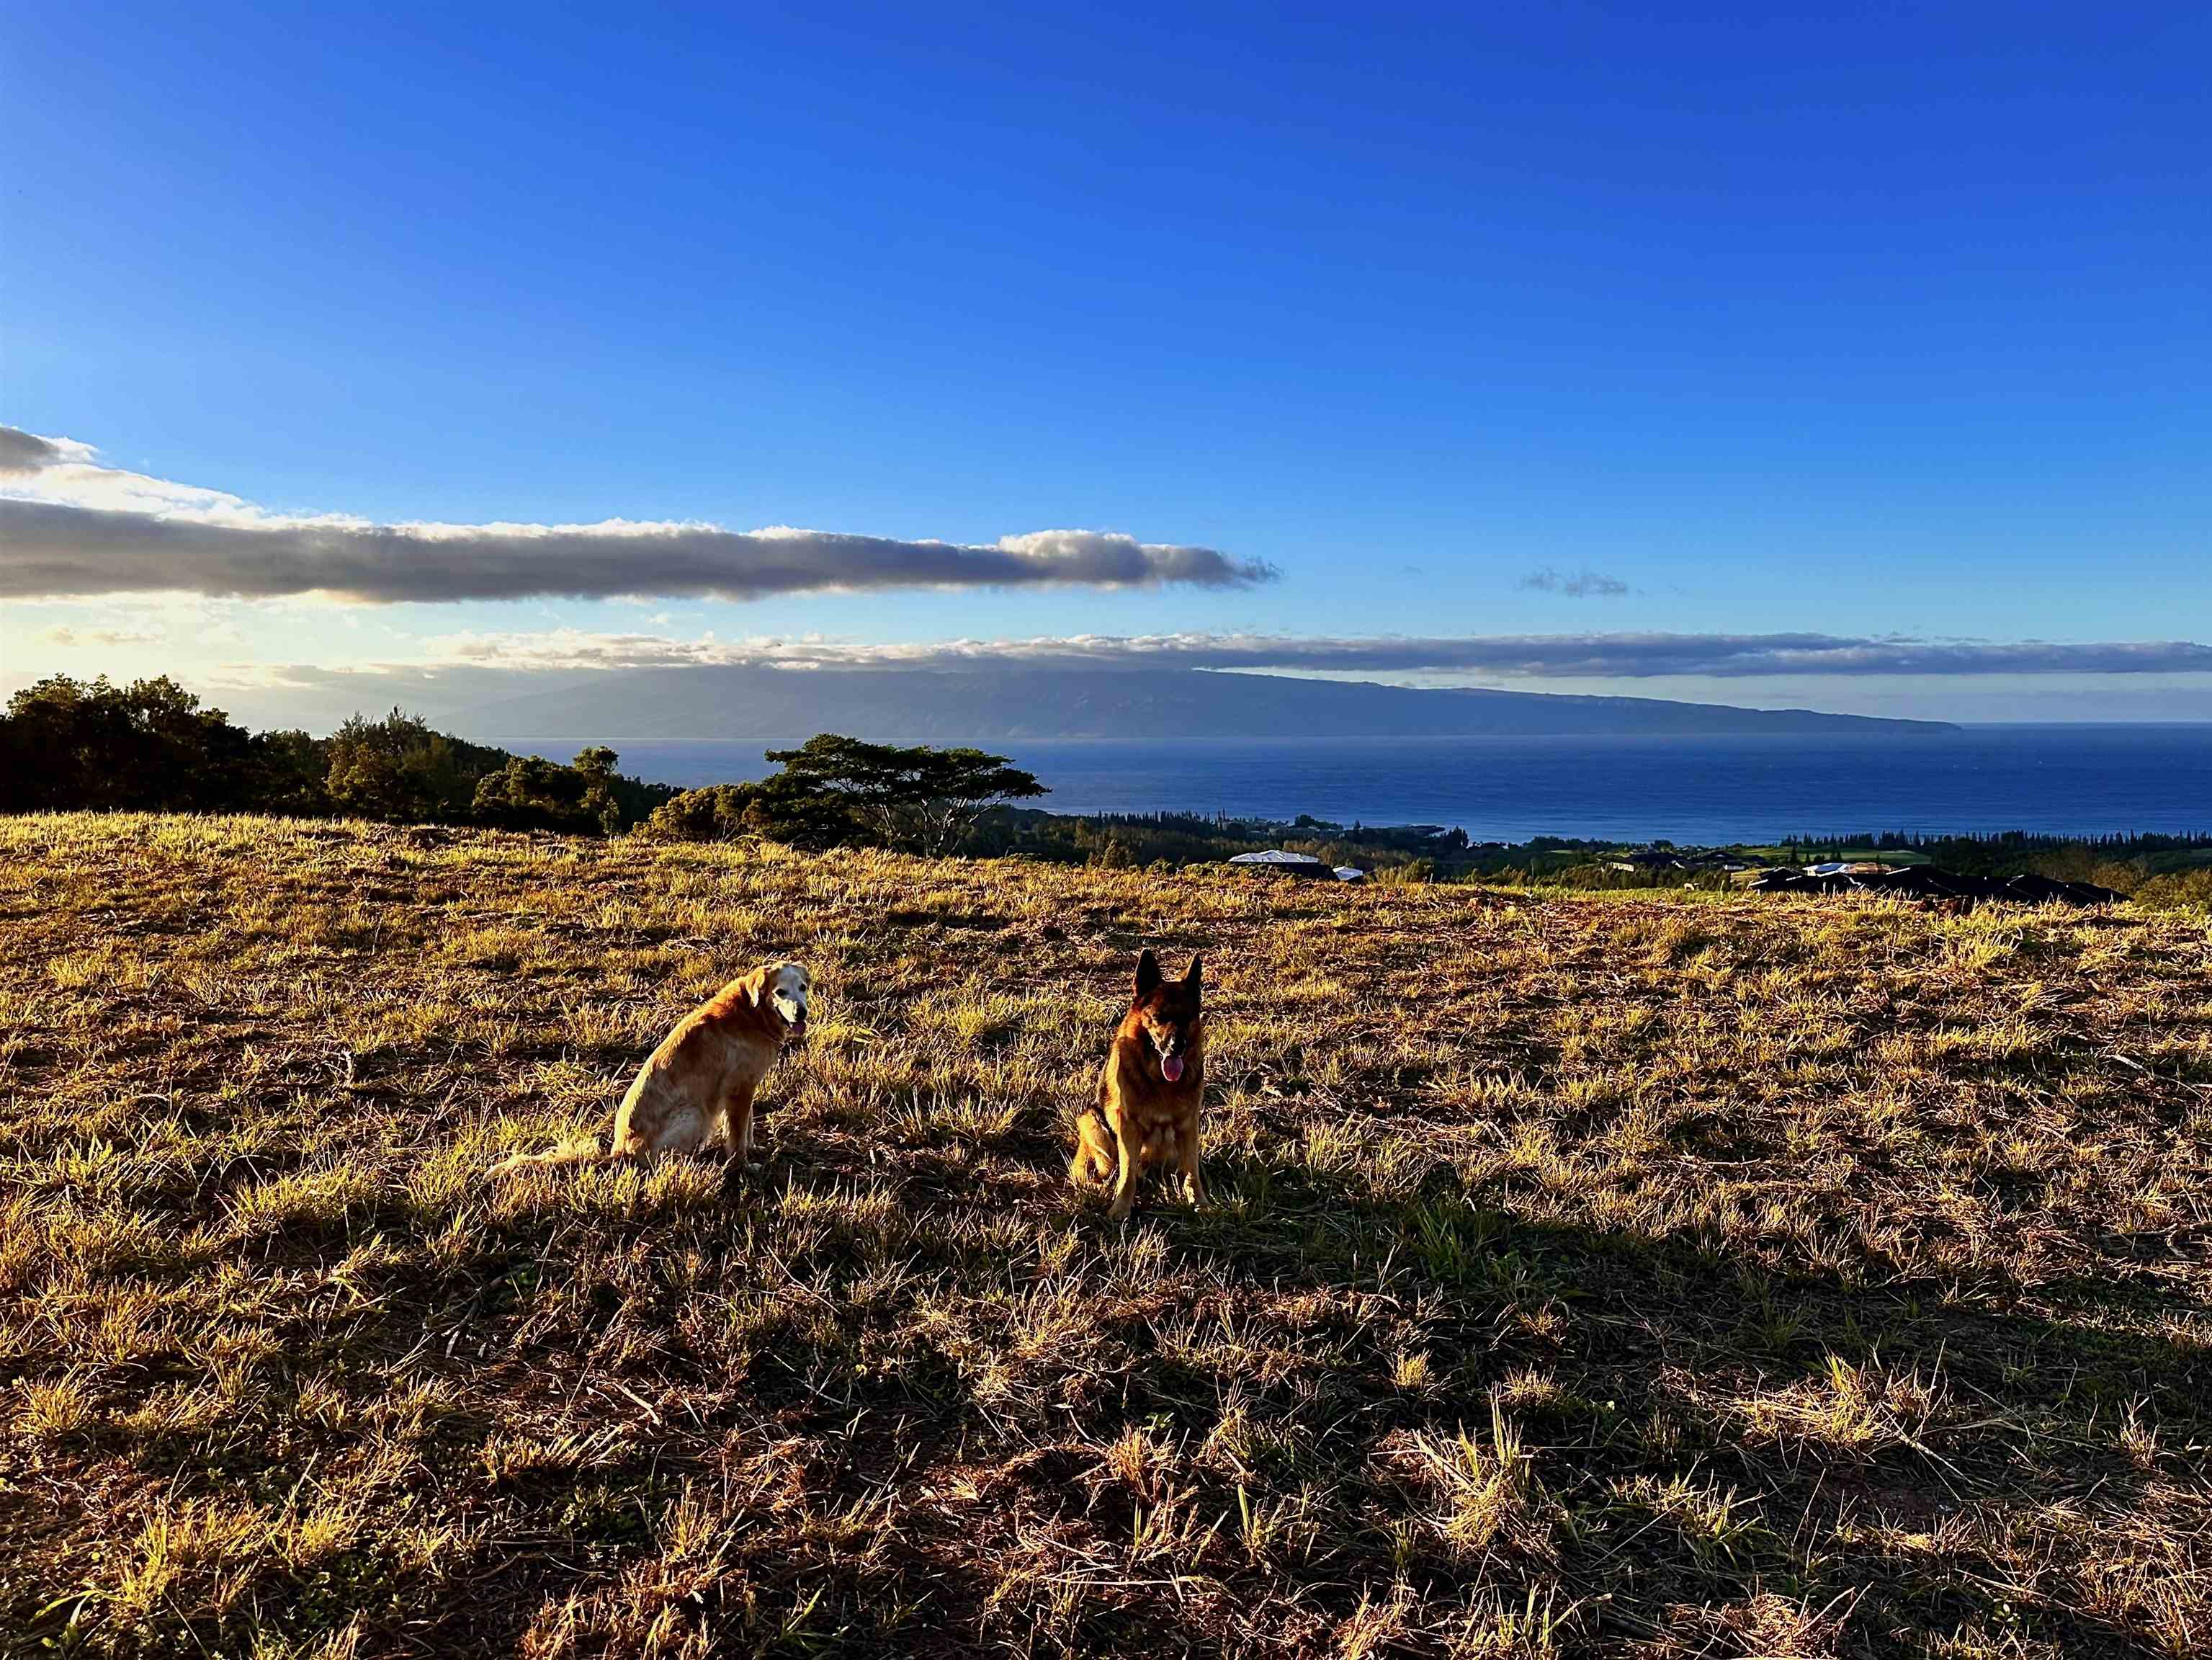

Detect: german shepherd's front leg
[1105, 1117, 1141, 1223]
[1176, 1114, 1206, 1206]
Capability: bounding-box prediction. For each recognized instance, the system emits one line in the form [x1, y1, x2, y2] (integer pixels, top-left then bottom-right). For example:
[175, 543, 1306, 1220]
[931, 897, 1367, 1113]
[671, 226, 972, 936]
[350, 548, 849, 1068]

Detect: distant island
[465, 665, 1956, 744]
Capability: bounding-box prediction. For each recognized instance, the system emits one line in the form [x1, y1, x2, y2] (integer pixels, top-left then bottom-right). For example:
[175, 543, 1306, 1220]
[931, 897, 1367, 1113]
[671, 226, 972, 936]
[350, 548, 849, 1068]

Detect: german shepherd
[1070, 950, 1205, 1221]
[491, 963, 810, 1174]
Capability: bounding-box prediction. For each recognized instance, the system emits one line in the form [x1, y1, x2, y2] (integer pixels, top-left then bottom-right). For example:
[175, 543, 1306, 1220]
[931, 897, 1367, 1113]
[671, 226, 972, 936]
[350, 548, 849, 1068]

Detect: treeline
[1780, 829, 2212, 903]
[0, 676, 676, 834]
[645, 786, 1545, 880]
[901, 808, 1476, 874]
[949, 812, 2212, 901]
[642, 785, 1477, 878]
[1794, 829, 2212, 871]
[891, 808, 1526, 879]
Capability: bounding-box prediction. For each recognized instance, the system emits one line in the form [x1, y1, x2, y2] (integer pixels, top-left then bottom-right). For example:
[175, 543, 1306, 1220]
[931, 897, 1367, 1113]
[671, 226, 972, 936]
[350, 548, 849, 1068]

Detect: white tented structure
[1226, 849, 1338, 878]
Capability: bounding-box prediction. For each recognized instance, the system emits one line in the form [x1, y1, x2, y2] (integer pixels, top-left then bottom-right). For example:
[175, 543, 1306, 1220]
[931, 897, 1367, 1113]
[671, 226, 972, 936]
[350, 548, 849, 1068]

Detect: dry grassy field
[4, 814, 2211, 1659]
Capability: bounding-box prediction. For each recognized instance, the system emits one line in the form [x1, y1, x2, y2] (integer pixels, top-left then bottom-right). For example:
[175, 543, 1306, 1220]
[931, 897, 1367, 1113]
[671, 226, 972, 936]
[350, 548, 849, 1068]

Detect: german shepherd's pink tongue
[1161, 1054, 1185, 1082]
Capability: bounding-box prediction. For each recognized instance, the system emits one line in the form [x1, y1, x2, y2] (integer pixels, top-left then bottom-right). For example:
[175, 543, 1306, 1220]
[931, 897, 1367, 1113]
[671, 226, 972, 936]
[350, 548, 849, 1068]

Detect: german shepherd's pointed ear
[1134, 949, 1163, 999]
[1183, 956, 1202, 992]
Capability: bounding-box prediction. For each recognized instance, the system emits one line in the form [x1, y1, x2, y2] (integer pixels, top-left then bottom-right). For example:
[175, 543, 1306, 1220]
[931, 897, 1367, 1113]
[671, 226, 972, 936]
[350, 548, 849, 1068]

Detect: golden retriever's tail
[1067, 1109, 1116, 1187]
[488, 1136, 604, 1177]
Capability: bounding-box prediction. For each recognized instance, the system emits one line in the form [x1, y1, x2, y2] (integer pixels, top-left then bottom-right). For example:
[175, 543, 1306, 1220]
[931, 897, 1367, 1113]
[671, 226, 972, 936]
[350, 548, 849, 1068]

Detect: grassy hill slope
[4, 816, 2209, 1657]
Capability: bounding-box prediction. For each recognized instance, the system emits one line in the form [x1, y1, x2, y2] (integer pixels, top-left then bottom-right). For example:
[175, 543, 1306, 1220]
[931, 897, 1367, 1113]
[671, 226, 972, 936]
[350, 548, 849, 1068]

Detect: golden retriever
[491, 962, 810, 1174]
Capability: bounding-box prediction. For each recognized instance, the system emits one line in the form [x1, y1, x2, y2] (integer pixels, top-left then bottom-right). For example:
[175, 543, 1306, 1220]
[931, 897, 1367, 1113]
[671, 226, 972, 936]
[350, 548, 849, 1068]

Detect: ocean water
[516, 725, 2212, 844]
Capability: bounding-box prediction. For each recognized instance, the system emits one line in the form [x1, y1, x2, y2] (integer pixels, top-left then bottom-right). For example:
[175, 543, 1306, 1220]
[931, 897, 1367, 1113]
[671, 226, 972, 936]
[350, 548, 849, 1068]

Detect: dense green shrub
[2134, 867, 2212, 913]
[473, 746, 673, 834]
[640, 783, 763, 843]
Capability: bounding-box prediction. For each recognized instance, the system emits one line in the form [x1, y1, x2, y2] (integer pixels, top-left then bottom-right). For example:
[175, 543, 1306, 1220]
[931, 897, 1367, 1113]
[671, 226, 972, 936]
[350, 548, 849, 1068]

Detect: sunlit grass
[1, 812, 2207, 1655]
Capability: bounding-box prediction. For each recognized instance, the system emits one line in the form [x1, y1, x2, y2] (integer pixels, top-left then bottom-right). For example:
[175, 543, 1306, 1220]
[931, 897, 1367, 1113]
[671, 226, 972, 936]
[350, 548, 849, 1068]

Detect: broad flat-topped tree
[761, 733, 1047, 855]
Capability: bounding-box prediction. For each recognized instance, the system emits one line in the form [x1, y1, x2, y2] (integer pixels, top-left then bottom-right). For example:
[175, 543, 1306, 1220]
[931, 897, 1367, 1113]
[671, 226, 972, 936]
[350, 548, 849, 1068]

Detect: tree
[250, 728, 333, 816]
[761, 736, 1047, 854]
[0, 675, 260, 812]
[323, 709, 508, 822]
[470, 748, 670, 834]
[740, 769, 869, 848]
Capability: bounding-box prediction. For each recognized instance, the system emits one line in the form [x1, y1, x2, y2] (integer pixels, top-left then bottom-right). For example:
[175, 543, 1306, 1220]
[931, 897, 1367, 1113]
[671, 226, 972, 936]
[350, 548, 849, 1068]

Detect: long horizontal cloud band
[0, 500, 1272, 602]
[0, 424, 1272, 601]
[403, 629, 2212, 678]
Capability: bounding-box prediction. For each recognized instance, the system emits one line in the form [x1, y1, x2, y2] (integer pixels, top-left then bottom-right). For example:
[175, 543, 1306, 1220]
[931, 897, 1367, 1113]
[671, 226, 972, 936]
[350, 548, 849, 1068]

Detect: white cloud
[0, 424, 1274, 603]
[40, 623, 169, 649]
[1519, 566, 1632, 598]
[243, 626, 2212, 679]
[0, 427, 97, 474]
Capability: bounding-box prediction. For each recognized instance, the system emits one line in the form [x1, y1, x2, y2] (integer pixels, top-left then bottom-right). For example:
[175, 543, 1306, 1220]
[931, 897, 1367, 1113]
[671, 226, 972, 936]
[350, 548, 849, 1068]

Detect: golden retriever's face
[1132, 950, 1201, 1081]
[762, 962, 810, 1035]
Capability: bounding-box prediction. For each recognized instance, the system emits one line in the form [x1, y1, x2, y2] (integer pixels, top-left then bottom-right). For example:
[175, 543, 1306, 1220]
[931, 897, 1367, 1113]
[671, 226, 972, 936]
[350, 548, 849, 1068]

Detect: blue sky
[4, 1, 2208, 722]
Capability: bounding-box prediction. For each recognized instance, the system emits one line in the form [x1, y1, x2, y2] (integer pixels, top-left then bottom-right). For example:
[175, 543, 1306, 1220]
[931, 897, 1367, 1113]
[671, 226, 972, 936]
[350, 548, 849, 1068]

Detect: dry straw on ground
[3, 813, 2209, 1658]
